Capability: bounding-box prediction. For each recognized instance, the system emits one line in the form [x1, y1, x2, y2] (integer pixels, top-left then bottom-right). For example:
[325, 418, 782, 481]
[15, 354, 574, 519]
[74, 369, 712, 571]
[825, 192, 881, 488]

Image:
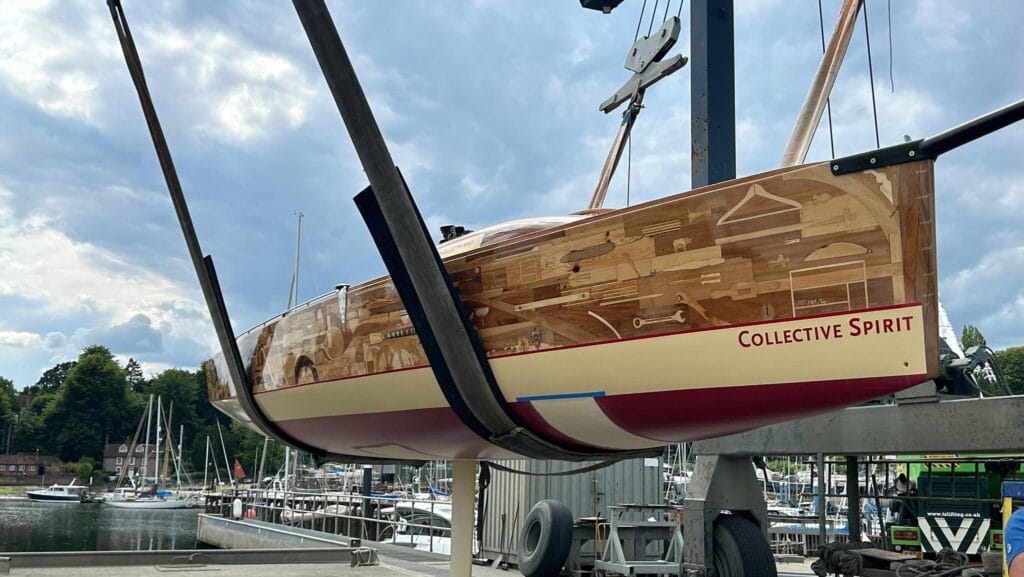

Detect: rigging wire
[648, 0, 660, 35]
[634, 0, 648, 42]
[626, 128, 632, 207]
[818, 0, 836, 158]
[676, 0, 685, 19]
[862, 0, 881, 149]
[662, 0, 671, 23]
[887, 0, 894, 92]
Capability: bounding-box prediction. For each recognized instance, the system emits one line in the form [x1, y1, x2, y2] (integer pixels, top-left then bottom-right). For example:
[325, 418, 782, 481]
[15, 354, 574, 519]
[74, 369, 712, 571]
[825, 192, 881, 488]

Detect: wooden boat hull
[207, 160, 939, 460]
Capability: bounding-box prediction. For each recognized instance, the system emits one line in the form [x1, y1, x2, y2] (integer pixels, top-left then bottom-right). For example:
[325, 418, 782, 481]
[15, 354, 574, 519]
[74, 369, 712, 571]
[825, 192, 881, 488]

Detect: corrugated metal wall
[479, 457, 662, 564]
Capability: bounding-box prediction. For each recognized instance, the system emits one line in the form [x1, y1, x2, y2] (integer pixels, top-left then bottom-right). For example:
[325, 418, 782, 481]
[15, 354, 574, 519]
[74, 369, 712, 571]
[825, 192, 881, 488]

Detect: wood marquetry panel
[212, 160, 939, 395]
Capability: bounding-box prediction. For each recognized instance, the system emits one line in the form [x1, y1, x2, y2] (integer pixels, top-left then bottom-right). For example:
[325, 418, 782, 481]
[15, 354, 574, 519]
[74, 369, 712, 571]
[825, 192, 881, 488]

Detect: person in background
[1006, 507, 1024, 577]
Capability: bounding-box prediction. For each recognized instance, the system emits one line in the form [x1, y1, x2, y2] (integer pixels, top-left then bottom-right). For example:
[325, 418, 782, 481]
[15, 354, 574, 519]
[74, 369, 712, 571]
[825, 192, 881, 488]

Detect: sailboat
[108, 1, 1024, 463]
[106, 395, 194, 510]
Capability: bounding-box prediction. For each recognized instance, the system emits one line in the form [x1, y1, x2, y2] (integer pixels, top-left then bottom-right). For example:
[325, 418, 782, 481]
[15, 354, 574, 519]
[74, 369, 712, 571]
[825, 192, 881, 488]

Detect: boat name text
[738, 314, 914, 348]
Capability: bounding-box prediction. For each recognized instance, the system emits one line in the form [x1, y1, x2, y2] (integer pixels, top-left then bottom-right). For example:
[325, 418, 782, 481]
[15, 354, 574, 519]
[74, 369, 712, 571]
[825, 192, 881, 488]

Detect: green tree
[13, 393, 57, 453]
[70, 457, 96, 481]
[125, 358, 146, 393]
[192, 368, 221, 427]
[961, 325, 987, 350]
[996, 346, 1024, 395]
[144, 368, 200, 450]
[24, 361, 77, 397]
[45, 346, 138, 462]
[0, 376, 17, 452]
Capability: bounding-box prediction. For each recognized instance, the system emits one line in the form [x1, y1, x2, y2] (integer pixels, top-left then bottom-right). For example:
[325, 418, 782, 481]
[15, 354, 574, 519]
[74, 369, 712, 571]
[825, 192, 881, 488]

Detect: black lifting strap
[108, 0, 416, 466]
[294, 0, 657, 461]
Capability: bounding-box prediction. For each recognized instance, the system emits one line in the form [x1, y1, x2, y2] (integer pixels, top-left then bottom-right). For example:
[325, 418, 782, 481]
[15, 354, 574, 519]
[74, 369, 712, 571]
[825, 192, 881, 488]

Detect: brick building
[102, 442, 158, 479]
[0, 454, 66, 478]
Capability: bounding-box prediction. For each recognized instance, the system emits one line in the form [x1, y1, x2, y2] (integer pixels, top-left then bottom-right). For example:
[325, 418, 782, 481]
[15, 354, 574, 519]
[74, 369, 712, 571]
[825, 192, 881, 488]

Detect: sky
[0, 0, 1022, 390]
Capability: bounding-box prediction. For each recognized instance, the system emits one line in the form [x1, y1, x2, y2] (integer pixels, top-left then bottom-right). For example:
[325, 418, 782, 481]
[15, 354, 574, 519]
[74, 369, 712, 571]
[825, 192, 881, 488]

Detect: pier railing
[204, 489, 455, 554]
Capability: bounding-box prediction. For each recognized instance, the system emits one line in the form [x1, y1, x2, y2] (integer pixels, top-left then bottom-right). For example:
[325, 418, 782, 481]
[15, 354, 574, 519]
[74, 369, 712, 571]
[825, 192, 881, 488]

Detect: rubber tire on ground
[712, 514, 777, 577]
[518, 499, 574, 577]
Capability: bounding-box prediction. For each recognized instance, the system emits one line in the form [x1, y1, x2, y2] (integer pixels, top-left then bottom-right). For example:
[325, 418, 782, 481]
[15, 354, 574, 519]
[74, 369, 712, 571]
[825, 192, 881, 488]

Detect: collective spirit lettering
[738, 314, 914, 348]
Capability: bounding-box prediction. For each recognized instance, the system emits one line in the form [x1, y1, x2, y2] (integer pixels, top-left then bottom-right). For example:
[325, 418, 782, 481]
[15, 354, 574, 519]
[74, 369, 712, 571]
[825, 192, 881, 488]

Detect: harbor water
[0, 498, 200, 552]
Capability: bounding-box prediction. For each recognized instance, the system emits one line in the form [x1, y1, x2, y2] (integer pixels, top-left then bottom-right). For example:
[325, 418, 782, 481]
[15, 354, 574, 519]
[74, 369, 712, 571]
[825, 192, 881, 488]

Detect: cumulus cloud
[0, 331, 43, 349]
[0, 331, 66, 351]
[71, 313, 163, 354]
[0, 186, 216, 385]
[0, 1, 315, 145]
[0, 1, 114, 124]
[140, 26, 317, 143]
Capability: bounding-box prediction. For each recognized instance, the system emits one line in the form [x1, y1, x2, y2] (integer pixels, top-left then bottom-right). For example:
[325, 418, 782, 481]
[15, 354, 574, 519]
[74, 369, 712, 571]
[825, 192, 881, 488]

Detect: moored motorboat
[27, 479, 92, 503]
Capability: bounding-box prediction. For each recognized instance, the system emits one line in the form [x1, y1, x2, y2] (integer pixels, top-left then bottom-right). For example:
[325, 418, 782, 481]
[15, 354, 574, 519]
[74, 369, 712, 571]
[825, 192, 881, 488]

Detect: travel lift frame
[287, 2, 756, 576]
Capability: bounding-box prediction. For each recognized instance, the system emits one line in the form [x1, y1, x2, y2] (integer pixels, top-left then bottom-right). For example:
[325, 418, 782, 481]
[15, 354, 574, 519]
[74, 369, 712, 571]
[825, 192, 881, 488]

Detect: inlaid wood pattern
[206, 160, 939, 400]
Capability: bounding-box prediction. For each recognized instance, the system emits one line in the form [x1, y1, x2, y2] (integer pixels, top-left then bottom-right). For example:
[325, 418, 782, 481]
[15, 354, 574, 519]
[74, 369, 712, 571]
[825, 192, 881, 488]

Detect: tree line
[0, 345, 283, 483]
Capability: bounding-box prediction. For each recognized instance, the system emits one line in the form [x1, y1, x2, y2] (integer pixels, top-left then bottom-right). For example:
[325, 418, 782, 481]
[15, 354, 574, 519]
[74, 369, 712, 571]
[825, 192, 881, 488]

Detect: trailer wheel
[712, 515, 776, 577]
[518, 499, 573, 577]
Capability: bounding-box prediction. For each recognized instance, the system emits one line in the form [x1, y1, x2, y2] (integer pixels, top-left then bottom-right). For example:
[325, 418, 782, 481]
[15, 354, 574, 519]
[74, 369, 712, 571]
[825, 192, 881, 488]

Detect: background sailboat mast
[257, 436, 269, 487]
[203, 436, 210, 490]
[287, 211, 304, 309]
[216, 421, 232, 487]
[161, 402, 173, 481]
[283, 446, 291, 491]
[177, 424, 183, 488]
[154, 395, 162, 486]
[141, 394, 153, 483]
[279, 210, 304, 493]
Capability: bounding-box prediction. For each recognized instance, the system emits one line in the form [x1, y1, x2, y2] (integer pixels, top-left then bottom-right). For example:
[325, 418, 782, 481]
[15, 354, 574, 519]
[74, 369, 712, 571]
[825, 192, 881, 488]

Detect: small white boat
[379, 501, 468, 556]
[26, 479, 92, 503]
[281, 505, 326, 524]
[104, 487, 193, 509]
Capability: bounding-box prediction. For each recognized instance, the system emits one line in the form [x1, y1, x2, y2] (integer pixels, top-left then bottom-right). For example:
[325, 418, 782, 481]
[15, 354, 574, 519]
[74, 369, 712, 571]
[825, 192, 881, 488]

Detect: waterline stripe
[516, 391, 606, 402]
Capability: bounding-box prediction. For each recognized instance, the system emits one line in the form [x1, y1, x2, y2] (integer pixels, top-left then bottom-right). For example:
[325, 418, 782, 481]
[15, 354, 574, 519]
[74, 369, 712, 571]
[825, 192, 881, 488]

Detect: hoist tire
[518, 499, 573, 577]
[712, 514, 777, 577]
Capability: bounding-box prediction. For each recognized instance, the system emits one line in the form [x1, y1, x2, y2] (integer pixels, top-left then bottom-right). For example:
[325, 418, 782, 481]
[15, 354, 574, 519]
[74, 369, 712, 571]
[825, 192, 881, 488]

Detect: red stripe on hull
[273, 374, 925, 459]
[595, 374, 927, 442]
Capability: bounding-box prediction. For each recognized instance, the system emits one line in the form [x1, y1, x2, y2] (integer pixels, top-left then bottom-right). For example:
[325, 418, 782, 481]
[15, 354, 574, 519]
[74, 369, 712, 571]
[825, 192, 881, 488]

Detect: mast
[283, 446, 291, 491]
[216, 421, 232, 487]
[141, 394, 153, 483]
[154, 395, 162, 487]
[203, 436, 210, 490]
[287, 211, 304, 309]
[781, 0, 861, 166]
[588, 94, 643, 210]
[212, 436, 223, 487]
[177, 424, 184, 488]
[162, 402, 174, 481]
[257, 436, 269, 487]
